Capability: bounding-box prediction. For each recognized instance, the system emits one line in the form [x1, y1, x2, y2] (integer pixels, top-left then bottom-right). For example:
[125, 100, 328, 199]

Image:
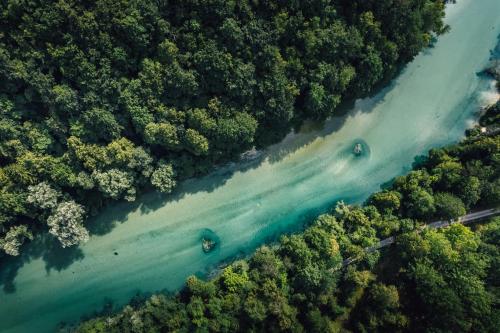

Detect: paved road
[341, 208, 499, 267]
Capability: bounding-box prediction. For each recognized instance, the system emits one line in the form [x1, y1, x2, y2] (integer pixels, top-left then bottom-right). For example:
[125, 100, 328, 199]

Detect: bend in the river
[1, 0, 500, 332]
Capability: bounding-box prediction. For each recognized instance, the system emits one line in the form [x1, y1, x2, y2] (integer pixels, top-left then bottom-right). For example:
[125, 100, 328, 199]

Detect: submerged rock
[202, 238, 216, 253]
[345, 139, 370, 160]
[199, 228, 220, 254]
[353, 143, 363, 155]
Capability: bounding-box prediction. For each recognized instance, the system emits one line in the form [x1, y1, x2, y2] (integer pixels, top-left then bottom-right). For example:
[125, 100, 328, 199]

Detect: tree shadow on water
[265, 78, 399, 165]
[0, 254, 24, 294]
[41, 239, 84, 273]
[133, 77, 402, 219]
[0, 62, 412, 294]
[0, 234, 84, 294]
[86, 199, 142, 236]
[68, 61, 411, 247]
[53, 70, 404, 254]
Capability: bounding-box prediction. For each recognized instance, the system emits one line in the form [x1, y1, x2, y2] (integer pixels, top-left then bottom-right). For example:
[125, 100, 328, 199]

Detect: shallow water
[1, 0, 500, 332]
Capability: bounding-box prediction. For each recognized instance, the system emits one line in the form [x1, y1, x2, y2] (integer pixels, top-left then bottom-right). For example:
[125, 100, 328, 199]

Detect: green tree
[184, 128, 209, 156]
[406, 188, 435, 220]
[150, 163, 176, 194]
[0, 225, 33, 256]
[368, 190, 402, 213]
[215, 112, 258, 153]
[144, 122, 180, 149]
[458, 176, 481, 208]
[81, 108, 123, 141]
[305, 82, 341, 119]
[92, 169, 136, 201]
[350, 283, 408, 332]
[434, 192, 466, 220]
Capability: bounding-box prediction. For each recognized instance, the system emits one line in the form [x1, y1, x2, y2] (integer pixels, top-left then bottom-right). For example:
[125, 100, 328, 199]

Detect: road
[341, 208, 499, 267]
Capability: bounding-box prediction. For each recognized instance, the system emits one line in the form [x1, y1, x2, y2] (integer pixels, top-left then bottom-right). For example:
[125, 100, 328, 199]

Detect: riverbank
[1, 1, 500, 332]
[76, 84, 500, 332]
[76, 9, 500, 332]
[0, 0, 449, 260]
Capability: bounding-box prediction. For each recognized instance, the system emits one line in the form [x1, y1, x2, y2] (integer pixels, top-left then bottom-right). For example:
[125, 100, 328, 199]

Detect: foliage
[368, 190, 401, 214]
[26, 182, 60, 210]
[394, 223, 497, 332]
[434, 192, 466, 219]
[0, 0, 447, 255]
[78, 214, 500, 333]
[0, 225, 33, 256]
[150, 163, 176, 194]
[46, 201, 89, 248]
[92, 169, 136, 201]
[77, 99, 500, 332]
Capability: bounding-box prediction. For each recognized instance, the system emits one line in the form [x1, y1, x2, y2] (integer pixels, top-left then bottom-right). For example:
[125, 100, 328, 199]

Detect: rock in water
[202, 238, 216, 253]
[353, 143, 363, 155]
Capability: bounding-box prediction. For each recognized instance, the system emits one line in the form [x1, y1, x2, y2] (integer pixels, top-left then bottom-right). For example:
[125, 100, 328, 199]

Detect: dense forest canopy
[0, 0, 447, 255]
[77, 101, 500, 333]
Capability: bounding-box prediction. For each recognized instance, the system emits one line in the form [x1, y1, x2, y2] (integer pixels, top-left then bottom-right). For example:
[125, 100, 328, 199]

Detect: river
[1, 0, 500, 332]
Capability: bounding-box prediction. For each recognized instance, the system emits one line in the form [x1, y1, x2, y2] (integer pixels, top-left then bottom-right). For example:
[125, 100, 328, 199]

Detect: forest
[0, 0, 448, 256]
[76, 95, 500, 332]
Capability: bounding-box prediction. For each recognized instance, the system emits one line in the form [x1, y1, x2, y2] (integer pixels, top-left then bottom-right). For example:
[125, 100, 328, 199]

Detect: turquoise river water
[1, 0, 500, 332]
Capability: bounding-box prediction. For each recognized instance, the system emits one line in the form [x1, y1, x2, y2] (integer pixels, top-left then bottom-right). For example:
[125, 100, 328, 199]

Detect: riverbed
[1, 0, 500, 332]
